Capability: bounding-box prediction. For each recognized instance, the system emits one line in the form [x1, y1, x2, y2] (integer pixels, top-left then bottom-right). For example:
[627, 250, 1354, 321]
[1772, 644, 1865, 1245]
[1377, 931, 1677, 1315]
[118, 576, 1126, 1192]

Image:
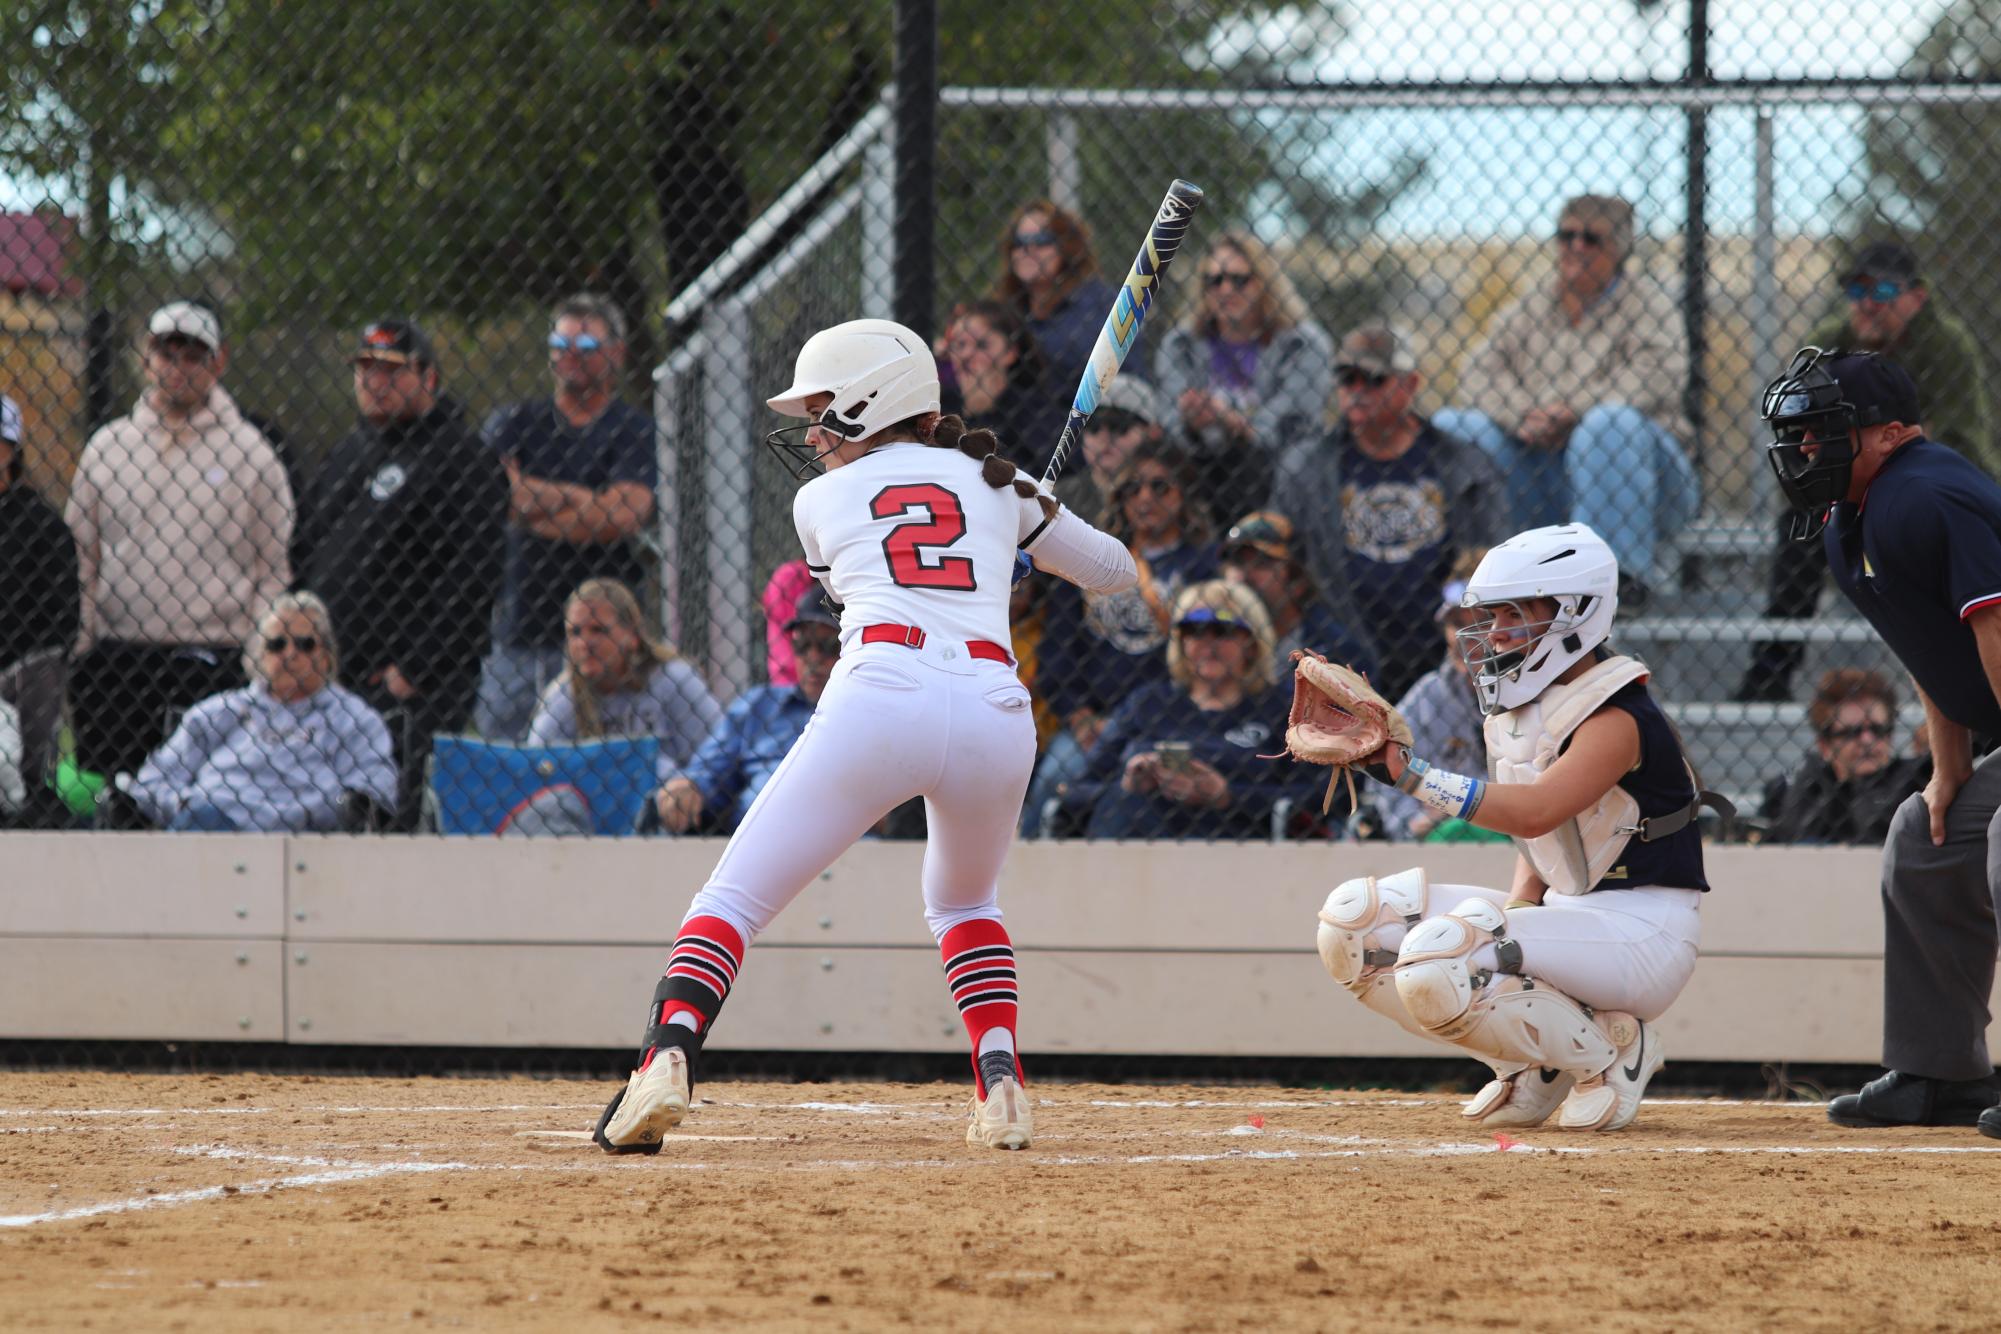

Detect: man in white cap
[0, 394, 78, 680]
[65, 300, 294, 778]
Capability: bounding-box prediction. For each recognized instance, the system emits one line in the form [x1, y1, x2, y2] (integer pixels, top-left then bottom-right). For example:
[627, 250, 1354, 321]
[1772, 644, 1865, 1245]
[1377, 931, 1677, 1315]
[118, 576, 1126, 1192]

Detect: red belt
[861, 623, 1012, 664]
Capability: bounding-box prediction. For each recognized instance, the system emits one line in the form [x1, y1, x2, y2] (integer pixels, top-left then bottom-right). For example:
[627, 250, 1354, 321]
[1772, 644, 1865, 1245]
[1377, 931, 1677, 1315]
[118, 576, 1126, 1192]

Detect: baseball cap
[352, 319, 437, 367]
[1335, 325, 1417, 377]
[785, 585, 840, 632]
[1222, 510, 1297, 565]
[1435, 578, 1471, 624]
[1092, 376, 1169, 430]
[148, 301, 221, 350]
[0, 393, 20, 445]
[1826, 351, 1923, 428]
[1175, 603, 1252, 630]
[1841, 240, 1921, 288]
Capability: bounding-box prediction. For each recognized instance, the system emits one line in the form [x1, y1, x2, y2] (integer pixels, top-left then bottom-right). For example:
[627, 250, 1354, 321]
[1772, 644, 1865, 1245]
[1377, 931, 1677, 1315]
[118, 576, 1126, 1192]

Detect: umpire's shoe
[594, 1046, 692, 1154]
[967, 1077, 1033, 1150]
[1828, 1070, 2001, 1129]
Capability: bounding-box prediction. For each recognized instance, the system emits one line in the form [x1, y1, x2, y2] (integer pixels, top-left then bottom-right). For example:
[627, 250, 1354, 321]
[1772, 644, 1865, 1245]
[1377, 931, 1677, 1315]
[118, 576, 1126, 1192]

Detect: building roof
[0, 213, 78, 297]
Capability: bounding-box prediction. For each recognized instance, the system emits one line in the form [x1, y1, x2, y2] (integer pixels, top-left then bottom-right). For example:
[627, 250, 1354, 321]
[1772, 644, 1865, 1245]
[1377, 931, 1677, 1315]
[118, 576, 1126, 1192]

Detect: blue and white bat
[1037, 179, 1205, 488]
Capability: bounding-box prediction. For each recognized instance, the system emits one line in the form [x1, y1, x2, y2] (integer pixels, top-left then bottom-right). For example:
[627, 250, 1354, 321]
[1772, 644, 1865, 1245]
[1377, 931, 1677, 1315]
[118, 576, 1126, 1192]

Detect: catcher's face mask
[1455, 598, 1565, 716]
[1761, 346, 1864, 541]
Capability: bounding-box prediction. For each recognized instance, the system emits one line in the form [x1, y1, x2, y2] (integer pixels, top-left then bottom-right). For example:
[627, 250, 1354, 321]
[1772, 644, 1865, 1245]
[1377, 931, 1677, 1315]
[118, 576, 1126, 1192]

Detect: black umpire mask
[1760, 347, 1870, 542]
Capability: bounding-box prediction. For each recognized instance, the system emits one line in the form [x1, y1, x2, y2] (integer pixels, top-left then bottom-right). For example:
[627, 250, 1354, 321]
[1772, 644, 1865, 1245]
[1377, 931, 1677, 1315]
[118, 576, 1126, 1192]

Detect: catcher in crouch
[1304, 523, 1709, 1131]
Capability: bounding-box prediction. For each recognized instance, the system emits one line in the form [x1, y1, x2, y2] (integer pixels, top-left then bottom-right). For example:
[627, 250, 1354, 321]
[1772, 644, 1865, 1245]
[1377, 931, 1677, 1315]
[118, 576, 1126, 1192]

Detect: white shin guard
[1316, 868, 1433, 1040]
[1392, 898, 1617, 1079]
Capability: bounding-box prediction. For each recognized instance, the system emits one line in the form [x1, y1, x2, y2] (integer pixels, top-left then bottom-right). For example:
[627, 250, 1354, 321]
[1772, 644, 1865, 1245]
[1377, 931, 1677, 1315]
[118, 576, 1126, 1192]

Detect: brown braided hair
[907, 412, 1059, 521]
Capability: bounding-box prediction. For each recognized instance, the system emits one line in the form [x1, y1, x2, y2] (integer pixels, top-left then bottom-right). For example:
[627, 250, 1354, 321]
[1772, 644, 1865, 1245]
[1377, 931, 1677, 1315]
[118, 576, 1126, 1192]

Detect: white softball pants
[685, 642, 1038, 945]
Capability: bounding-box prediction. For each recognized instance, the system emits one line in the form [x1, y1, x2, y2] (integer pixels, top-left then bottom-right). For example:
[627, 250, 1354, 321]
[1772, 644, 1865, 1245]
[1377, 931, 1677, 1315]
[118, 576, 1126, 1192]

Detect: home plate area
[4, 1072, 2001, 1330]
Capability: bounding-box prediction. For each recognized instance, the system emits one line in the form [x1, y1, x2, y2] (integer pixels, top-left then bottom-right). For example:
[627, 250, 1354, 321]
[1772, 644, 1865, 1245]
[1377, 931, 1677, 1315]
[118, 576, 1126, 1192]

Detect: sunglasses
[1555, 228, 1611, 250]
[548, 333, 606, 353]
[790, 634, 840, 660]
[1843, 280, 1908, 304]
[1337, 368, 1392, 390]
[1823, 720, 1892, 742]
[1179, 621, 1249, 641]
[1115, 476, 1178, 501]
[263, 634, 319, 654]
[1087, 408, 1145, 435]
[151, 339, 213, 365]
[1203, 271, 1254, 290]
[1010, 229, 1059, 250]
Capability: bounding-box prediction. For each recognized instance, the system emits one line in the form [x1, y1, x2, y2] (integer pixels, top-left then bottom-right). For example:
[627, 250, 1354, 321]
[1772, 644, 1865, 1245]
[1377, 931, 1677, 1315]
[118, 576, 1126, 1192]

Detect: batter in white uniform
[596, 319, 1137, 1154]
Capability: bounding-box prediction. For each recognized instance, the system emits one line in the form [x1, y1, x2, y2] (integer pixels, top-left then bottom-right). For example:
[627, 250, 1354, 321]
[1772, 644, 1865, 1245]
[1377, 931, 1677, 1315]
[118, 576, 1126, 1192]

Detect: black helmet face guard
[764, 406, 869, 481]
[1761, 346, 1864, 535]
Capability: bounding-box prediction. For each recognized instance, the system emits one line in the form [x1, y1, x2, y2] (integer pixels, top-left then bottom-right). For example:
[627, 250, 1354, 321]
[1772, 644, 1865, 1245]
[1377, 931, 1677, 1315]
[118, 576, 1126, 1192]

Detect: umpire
[1762, 346, 2001, 1132]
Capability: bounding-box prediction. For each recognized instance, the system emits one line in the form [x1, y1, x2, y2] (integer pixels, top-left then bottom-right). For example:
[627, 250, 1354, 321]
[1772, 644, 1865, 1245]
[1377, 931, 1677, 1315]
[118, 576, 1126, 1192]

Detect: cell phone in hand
[1156, 741, 1192, 773]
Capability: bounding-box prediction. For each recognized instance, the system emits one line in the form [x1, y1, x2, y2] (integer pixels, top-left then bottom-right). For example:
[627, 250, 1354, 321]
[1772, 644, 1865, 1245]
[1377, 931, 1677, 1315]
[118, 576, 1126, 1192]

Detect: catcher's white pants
[1407, 884, 1701, 1021]
[683, 642, 1038, 944]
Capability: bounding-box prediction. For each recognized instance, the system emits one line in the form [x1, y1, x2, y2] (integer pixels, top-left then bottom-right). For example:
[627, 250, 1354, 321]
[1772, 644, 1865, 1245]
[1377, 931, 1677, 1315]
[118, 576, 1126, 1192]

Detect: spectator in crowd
[293, 319, 509, 828]
[652, 586, 838, 835]
[526, 578, 722, 776]
[761, 559, 815, 688]
[1052, 376, 1171, 527]
[1370, 563, 1494, 842]
[1066, 580, 1321, 840]
[1271, 323, 1505, 704]
[1434, 194, 1696, 599]
[993, 198, 1148, 414]
[477, 293, 658, 741]
[1024, 441, 1218, 834]
[117, 591, 396, 832]
[66, 300, 293, 778]
[1739, 240, 1996, 702]
[938, 300, 1064, 471]
[1154, 231, 1333, 526]
[1219, 509, 1373, 676]
[1760, 668, 1930, 846]
[0, 392, 78, 674]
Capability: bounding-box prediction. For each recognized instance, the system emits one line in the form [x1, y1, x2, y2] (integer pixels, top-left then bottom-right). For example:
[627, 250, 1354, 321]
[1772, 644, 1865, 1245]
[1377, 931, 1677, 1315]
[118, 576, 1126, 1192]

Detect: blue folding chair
[425, 736, 661, 836]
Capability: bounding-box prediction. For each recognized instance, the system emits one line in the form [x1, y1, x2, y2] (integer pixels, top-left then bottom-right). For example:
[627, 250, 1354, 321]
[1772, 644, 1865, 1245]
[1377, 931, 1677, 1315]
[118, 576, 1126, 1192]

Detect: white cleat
[1463, 1066, 1576, 1128]
[1558, 1013, 1661, 1132]
[966, 1077, 1033, 1150]
[594, 1047, 691, 1153]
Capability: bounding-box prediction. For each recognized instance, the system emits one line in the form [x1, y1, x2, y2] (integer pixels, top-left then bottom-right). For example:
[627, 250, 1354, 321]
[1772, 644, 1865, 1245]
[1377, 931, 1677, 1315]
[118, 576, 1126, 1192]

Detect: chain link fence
[1, 0, 1993, 846]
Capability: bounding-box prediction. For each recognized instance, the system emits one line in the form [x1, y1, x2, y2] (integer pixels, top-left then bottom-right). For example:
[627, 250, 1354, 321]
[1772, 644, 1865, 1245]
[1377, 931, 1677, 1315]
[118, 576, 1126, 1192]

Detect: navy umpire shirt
[1824, 438, 2001, 739]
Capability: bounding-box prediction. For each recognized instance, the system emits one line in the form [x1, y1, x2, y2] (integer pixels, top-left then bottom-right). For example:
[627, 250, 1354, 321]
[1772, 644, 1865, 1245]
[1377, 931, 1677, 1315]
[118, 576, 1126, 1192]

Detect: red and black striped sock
[638, 915, 745, 1068]
[940, 919, 1022, 1094]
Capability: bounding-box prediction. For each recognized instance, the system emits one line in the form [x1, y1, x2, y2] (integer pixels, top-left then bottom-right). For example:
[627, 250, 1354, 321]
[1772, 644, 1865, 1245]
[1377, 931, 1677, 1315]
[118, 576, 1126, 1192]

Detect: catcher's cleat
[1557, 1013, 1660, 1132]
[593, 1046, 691, 1154]
[1463, 1066, 1576, 1128]
[966, 1076, 1033, 1150]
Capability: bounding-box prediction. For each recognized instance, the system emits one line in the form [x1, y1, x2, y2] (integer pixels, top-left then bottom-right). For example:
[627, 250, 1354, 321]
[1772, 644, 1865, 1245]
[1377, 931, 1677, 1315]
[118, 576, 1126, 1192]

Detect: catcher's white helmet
[1456, 523, 1619, 715]
[765, 318, 940, 477]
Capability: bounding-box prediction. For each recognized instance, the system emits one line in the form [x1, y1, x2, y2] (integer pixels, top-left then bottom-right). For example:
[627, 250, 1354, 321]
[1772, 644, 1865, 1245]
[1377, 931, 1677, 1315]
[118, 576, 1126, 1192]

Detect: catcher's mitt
[1284, 650, 1413, 812]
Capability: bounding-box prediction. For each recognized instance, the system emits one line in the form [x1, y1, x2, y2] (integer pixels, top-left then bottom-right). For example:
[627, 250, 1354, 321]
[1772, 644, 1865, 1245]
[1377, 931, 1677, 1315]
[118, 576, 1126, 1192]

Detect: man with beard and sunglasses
[1761, 346, 2001, 1136]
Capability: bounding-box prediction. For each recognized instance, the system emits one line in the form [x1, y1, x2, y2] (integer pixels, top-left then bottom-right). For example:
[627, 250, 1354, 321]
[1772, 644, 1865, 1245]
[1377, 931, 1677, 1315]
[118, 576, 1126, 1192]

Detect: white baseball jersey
[794, 442, 1133, 648]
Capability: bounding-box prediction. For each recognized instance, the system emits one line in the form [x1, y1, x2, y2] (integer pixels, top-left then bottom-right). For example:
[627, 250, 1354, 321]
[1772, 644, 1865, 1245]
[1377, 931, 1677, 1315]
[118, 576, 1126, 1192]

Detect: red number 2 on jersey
[871, 483, 976, 591]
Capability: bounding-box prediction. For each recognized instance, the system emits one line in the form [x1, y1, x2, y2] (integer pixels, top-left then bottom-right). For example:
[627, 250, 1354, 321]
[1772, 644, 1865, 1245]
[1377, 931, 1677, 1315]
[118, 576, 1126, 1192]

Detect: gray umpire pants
[1880, 749, 2001, 1080]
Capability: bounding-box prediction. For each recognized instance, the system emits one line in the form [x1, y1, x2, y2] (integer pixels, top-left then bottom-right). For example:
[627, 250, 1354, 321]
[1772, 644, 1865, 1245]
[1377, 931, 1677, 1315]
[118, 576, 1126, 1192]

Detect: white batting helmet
[1456, 523, 1619, 715]
[768, 318, 939, 433]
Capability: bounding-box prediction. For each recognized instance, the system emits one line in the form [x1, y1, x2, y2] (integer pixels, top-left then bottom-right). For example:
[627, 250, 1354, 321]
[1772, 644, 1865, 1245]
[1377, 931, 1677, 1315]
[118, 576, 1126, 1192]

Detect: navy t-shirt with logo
[486, 398, 658, 649]
[1338, 434, 1451, 698]
[1824, 439, 2001, 739]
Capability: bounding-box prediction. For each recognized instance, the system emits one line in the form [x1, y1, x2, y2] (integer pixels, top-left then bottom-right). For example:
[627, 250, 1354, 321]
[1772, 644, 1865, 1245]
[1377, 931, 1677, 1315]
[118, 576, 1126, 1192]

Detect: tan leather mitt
[1284, 650, 1414, 811]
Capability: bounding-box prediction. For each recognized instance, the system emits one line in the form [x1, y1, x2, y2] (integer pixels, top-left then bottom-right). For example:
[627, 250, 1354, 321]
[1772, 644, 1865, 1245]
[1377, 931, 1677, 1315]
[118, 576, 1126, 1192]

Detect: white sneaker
[1558, 1013, 1661, 1131]
[1463, 1066, 1576, 1128]
[594, 1047, 691, 1153]
[966, 1077, 1033, 1150]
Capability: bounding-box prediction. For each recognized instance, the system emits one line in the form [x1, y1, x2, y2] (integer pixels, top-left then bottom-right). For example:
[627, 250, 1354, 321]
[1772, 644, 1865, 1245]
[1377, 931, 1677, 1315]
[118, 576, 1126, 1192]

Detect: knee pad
[1315, 867, 1427, 986]
[1393, 898, 1615, 1076]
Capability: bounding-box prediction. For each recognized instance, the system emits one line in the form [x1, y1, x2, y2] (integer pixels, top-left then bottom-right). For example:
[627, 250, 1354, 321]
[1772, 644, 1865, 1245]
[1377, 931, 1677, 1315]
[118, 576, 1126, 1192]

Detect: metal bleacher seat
[1662, 700, 1928, 821]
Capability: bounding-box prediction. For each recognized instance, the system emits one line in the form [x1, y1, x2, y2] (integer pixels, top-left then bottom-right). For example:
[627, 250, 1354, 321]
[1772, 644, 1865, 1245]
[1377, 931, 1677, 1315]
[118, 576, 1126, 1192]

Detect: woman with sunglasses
[118, 592, 396, 832]
[1154, 231, 1332, 525]
[595, 318, 1136, 1155]
[992, 198, 1148, 402]
[1025, 442, 1219, 834]
[937, 300, 1066, 473]
[1760, 668, 1928, 845]
[1315, 524, 1711, 1133]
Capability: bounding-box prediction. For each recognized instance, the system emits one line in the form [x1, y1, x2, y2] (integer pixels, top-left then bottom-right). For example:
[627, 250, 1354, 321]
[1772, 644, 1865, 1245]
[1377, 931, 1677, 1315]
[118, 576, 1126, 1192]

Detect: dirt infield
[3, 1073, 2001, 1331]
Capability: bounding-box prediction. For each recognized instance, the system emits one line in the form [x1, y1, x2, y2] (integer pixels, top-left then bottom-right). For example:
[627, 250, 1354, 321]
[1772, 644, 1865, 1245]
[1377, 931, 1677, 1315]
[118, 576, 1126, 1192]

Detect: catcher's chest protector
[1485, 655, 1650, 896]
